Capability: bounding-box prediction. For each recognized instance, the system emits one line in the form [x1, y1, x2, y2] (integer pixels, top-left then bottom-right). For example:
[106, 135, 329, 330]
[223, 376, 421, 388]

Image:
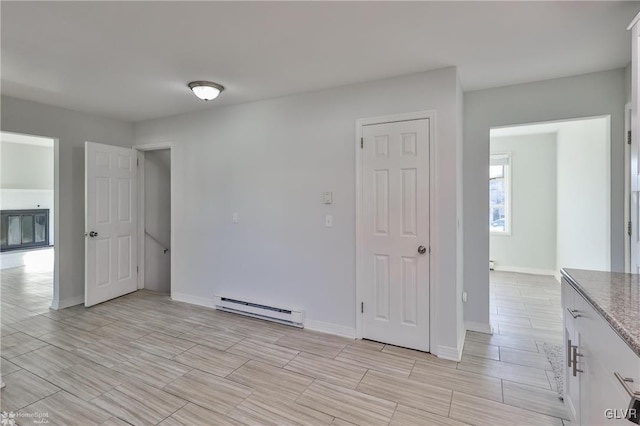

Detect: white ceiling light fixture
[188, 81, 224, 101]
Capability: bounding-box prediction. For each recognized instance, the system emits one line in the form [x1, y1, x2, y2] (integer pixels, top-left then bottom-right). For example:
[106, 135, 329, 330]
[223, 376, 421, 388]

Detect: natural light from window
[490, 153, 510, 234]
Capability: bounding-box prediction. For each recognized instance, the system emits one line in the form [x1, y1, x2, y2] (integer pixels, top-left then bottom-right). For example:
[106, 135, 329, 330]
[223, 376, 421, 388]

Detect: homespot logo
[604, 408, 638, 422]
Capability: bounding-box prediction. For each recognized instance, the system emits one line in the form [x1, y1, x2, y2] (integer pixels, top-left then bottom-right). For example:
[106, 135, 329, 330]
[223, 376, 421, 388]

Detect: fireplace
[0, 209, 50, 252]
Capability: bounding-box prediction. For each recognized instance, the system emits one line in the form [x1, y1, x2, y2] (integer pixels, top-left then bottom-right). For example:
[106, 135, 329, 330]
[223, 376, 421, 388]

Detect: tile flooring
[0, 267, 568, 425]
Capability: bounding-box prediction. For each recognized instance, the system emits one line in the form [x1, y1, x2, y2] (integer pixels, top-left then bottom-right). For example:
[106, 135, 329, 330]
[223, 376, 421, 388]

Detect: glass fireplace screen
[0, 209, 50, 252]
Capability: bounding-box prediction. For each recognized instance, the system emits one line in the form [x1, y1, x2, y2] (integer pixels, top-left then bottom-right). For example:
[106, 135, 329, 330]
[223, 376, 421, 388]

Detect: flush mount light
[188, 81, 224, 101]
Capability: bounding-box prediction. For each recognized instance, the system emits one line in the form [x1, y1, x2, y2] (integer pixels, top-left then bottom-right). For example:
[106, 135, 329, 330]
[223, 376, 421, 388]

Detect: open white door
[85, 142, 138, 306]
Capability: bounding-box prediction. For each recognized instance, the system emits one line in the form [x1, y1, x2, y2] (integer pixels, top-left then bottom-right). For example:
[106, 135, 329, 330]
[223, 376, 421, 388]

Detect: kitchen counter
[561, 268, 640, 357]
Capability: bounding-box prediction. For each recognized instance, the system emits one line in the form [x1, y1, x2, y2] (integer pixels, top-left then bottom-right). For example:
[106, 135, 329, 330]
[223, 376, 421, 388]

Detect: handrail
[145, 230, 170, 254]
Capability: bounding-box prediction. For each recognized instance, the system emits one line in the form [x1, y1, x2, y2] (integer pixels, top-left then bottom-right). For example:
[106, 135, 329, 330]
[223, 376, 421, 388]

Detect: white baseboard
[305, 319, 356, 339]
[53, 295, 83, 310]
[171, 292, 216, 309]
[437, 335, 465, 362]
[465, 321, 494, 334]
[493, 265, 556, 276]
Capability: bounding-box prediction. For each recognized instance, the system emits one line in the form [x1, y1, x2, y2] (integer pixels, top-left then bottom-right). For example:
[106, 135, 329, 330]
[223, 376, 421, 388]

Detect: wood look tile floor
[1, 267, 568, 425]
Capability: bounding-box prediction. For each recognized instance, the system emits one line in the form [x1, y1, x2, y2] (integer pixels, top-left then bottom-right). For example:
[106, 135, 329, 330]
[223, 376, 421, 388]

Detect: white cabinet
[562, 278, 640, 425]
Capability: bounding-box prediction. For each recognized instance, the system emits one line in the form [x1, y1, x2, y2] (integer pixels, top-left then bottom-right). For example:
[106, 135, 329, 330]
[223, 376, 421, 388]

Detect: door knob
[418, 246, 427, 255]
[89, 231, 98, 237]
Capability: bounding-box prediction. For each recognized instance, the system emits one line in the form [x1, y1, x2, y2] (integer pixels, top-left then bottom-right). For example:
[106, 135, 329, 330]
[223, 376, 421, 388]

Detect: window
[490, 153, 510, 234]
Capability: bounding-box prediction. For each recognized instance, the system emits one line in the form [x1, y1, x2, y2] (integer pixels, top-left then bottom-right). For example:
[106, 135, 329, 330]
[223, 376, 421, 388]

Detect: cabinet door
[580, 295, 640, 424]
[565, 323, 581, 423]
[562, 279, 581, 422]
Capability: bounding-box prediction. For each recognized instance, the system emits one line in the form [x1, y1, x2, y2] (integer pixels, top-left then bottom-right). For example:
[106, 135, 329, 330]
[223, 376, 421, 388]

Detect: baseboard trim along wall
[492, 265, 557, 277]
[52, 294, 83, 310]
[465, 321, 494, 334]
[305, 319, 356, 339]
[437, 338, 465, 362]
[171, 292, 216, 309]
[172, 292, 357, 339]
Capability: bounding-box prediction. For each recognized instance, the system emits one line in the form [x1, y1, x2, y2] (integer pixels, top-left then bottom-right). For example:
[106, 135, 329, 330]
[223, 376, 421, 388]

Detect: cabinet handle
[567, 308, 581, 319]
[614, 372, 640, 397]
[572, 345, 583, 376]
[567, 339, 572, 367]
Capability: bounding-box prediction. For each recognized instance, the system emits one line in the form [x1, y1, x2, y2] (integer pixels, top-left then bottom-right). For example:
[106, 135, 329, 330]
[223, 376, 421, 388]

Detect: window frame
[489, 152, 511, 236]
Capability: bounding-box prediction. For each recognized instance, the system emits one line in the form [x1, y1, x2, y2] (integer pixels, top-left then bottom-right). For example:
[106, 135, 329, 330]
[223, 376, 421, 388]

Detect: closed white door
[361, 118, 430, 351]
[85, 142, 138, 307]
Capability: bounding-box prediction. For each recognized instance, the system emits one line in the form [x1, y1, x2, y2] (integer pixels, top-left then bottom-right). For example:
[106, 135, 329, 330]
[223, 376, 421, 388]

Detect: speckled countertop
[561, 268, 640, 357]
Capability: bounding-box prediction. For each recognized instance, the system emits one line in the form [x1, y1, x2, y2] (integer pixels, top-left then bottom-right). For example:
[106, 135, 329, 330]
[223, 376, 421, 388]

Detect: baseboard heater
[213, 295, 305, 328]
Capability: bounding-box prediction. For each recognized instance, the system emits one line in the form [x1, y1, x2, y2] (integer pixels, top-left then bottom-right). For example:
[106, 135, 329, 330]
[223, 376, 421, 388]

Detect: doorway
[489, 116, 610, 334]
[0, 131, 57, 310]
[136, 144, 172, 295]
[356, 112, 433, 352]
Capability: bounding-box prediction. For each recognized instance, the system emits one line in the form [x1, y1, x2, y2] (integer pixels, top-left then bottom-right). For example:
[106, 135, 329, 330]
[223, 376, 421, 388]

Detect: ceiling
[2, 1, 638, 122]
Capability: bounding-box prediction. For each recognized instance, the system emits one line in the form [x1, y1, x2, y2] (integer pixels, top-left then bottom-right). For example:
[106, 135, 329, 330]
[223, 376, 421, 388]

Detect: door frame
[1, 131, 60, 308]
[134, 143, 173, 294]
[355, 110, 436, 351]
[625, 102, 632, 273]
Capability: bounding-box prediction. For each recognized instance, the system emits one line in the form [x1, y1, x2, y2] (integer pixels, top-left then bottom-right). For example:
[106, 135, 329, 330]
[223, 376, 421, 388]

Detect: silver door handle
[89, 231, 98, 238]
[567, 339, 572, 367]
[572, 345, 583, 376]
[418, 246, 427, 255]
[614, 372, 640, 397]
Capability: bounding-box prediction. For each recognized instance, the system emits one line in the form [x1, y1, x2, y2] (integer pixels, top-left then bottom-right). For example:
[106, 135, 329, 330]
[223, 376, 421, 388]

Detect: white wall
[1, 141, 53, 189]
[1, 96, 134, 308]
[144, 149, 171, 293]
[135, 68, 463, 355]
[556, 118, 610, 273]
[490, 133, 557, 274]
[464, 68, 625, 328]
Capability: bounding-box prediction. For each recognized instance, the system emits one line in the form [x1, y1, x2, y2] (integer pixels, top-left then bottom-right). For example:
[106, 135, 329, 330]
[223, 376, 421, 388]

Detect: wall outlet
[232, 212, 239, 224]
[462, 291, 468, 303]
[325, 214, 333, 227]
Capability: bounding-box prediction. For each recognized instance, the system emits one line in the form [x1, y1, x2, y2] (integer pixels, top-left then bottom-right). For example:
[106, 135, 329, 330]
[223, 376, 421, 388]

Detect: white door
[361, 118, 430, 351]
[85, 142, 138, 306]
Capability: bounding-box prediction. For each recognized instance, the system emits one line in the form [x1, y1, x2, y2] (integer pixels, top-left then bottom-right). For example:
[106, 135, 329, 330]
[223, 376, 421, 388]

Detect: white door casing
[631, 19, 640, 274]
[85, 142, 138, 306]
[360, 118, 430, 351]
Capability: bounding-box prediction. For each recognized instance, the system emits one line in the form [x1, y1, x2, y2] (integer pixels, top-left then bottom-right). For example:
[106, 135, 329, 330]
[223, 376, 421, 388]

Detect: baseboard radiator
[213, 295, 305, 328]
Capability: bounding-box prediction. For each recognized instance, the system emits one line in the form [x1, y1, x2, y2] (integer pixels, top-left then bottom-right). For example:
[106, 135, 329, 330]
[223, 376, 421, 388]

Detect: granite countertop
[561, 268, 640, 357]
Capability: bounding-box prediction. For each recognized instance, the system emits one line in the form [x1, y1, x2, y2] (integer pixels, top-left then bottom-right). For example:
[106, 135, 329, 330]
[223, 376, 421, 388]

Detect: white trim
[305, 319, 356, 339]
[134, 144, 173, 297]
[437, 336, 465, 362]
[53, 294, 84, 310]
[133, 142, 173, 151]
[492, 265, 557, 277]
[1, 131, 59, 310]
[628, 10, 640, 31]
[137, 151, 145, 290]
[625, 102, 632, 274]
[355, 110, 437, 352]
[465, 321, 494, 334]
[171, 292, 216, 308]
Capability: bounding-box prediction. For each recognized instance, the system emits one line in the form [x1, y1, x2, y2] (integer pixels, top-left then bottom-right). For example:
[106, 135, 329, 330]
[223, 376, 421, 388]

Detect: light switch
[325, 214, 333, 227]
[323, 192, 333, 204]
[232, 213, 239, 224]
